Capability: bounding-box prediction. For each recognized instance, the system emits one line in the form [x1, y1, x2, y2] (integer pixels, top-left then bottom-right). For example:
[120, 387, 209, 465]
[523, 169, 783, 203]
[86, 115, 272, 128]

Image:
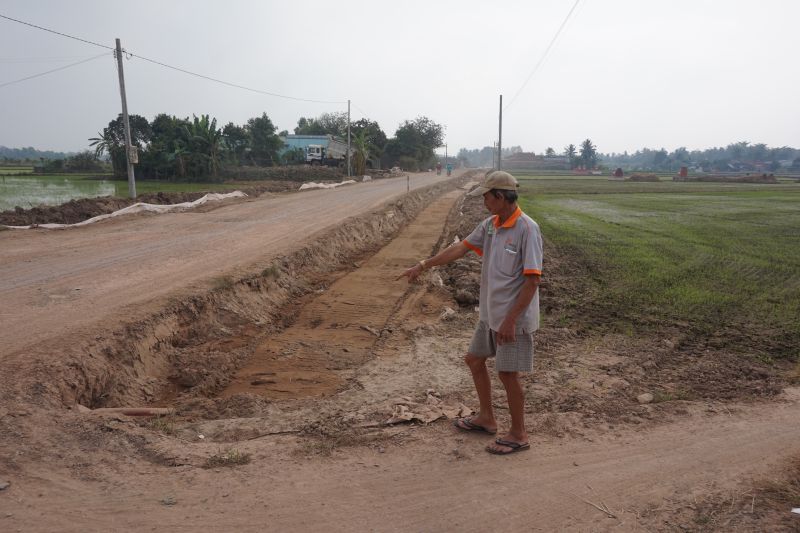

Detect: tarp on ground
[3, 191, 248, 230]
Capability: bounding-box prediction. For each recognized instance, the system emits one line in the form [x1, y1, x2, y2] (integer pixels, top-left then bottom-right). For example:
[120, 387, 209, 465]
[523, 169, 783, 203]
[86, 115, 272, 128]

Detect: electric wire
[0, 12, 346, 105]
[127, 52, 346, 105]
[352, 102, 371, 120]
[0, 13, 113, 50]
[504, 0, 581, 111]
[0, 55, 101, 63]
[0, 52, 109, 89]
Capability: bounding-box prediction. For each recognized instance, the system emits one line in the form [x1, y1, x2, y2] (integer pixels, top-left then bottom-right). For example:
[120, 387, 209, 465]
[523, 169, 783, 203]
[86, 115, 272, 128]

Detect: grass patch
[212, 276, 235, 291]
[652, 389, 692, 403]
[203, 449, 251, 468]
[518, 178, 800, 360]
[261, 264, 281, 279]
[147, 414, 177, 435]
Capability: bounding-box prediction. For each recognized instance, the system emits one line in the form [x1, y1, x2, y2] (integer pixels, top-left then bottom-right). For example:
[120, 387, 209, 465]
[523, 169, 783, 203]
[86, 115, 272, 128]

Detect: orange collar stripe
[493, 206, 523, 229]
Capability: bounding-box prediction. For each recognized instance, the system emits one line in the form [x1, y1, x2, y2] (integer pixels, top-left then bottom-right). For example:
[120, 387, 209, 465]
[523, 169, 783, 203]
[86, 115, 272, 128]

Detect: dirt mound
[627, 173, 660, 182]
[673, 174, 779, 183]
[0, 181, 313, 226]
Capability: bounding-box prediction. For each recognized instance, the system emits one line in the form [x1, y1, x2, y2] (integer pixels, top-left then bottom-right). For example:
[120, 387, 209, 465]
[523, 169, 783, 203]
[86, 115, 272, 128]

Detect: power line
[0, 13, 113, 50]
[0, 12, 346, 105]
[351, 102, 371, 119]
[0, 52, 109, 89]
[504, 0, 581, 111]
[127, 53, 346, 105]
[0, 55, 101, 63]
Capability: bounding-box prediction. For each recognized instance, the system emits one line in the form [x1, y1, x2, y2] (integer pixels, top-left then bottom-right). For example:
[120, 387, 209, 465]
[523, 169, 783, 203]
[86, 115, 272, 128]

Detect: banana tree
[184, 114, 222, 178]
[352, 130, 375, 176]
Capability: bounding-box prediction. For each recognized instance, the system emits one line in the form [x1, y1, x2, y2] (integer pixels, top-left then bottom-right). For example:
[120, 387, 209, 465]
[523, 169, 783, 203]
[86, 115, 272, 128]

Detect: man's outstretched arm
[396, 241, 471, 283]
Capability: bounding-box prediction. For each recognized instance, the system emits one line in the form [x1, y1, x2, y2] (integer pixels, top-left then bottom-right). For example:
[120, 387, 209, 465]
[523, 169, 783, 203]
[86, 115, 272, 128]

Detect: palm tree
[564, 144, 577, 169]
[580, 139, 597, 169]
[89, 130, 126, 176]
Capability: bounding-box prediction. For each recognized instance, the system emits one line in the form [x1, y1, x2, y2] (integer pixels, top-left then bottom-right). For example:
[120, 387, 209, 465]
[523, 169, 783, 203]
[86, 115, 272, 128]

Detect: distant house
[502, 152, 570, 171]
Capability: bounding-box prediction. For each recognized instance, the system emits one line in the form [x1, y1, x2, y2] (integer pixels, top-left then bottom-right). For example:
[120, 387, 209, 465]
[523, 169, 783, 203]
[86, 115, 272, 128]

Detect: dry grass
[203, 449, 251, 468]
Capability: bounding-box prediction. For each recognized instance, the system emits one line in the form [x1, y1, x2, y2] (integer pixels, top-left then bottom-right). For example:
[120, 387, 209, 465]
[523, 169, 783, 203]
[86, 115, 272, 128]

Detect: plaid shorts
[468, 321, 534, 372]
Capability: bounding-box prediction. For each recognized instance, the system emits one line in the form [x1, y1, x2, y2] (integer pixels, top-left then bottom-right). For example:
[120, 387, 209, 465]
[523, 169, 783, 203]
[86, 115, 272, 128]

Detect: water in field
[0, 175, 116, 211]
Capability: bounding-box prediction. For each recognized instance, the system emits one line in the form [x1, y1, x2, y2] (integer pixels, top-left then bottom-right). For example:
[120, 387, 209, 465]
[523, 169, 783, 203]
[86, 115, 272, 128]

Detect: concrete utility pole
[498, 94, 503, 171]
[115, 38, 136, 198]
[347, 99, 351, 177]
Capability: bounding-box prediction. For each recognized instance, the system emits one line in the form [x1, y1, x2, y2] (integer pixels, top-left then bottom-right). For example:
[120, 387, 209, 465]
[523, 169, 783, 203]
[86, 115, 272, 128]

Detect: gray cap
[467, 171, 519, 197]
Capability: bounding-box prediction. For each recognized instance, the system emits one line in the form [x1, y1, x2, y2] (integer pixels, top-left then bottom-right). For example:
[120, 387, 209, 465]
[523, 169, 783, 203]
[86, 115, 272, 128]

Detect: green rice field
[515, 174, 800, 360]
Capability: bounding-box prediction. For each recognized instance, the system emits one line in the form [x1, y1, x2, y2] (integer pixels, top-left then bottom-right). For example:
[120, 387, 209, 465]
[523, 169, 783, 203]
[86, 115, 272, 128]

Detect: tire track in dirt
[221, 189, 465, 400]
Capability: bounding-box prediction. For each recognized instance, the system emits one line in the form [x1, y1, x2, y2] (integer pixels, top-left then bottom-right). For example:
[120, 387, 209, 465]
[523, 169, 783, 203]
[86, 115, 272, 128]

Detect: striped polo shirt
[463, 206, 543, 333]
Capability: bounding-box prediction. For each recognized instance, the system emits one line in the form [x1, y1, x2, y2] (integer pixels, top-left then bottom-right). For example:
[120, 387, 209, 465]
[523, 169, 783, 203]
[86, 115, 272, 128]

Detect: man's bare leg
[458, 354, 497, 432]
[487, 371, 529, 453]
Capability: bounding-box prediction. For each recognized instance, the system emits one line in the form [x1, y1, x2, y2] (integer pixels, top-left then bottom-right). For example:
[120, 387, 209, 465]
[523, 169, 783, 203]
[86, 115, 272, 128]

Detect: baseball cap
[467, 171, 519, 197]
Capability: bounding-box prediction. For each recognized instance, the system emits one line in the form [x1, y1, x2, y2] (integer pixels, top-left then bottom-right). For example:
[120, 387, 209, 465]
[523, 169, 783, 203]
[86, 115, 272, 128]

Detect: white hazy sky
[1, 0, 798, 155]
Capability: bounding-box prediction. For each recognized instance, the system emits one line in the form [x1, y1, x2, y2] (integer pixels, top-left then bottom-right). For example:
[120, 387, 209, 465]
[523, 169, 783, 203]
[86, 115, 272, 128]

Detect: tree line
[602, 142, 800, 173]
[84, 111, 444, 180]
[458, 139, 800, 172]
[458, 138, 599, 169]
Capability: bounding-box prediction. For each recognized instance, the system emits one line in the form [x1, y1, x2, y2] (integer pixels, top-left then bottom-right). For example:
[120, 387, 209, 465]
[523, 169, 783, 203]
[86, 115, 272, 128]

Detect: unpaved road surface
[4, 392, 798, 532]
[1, 169, 798, 531]
[0, 171, 454, 358]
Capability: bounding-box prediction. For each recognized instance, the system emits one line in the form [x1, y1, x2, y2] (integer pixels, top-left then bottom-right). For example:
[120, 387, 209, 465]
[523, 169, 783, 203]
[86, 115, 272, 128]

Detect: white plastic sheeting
[3, 191, 247, 230]
[298, 180, 356, 191]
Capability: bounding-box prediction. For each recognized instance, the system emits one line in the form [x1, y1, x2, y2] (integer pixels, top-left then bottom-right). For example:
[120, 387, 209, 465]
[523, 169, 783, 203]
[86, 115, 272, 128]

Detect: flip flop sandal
[453, 417, 497, 435]
[486, 438, 531, 455]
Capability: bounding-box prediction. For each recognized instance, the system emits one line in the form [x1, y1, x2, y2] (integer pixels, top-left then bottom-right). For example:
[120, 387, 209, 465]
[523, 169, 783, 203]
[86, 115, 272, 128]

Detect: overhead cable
[0, 13, 113, 50]
[0, 52, 109, 89]
[0, 12, 346, 105]
[504, 0, 581, 111]
[127, 52, 346, 104]
[352, 102, 371, 119]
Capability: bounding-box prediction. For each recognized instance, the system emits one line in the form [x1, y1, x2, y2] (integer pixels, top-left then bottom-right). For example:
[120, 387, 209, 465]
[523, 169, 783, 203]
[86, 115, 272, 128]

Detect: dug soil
[1, 170, 798, 531]
[0, 181, 302, 226]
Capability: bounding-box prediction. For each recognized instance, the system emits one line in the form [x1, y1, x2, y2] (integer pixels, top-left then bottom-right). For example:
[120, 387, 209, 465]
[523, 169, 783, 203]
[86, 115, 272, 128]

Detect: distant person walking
[397, 171, 543, 454]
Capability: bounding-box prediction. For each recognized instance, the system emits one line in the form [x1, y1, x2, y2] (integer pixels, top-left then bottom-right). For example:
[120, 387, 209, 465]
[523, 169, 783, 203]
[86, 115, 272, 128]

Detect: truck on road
[280, 134, 351, 167]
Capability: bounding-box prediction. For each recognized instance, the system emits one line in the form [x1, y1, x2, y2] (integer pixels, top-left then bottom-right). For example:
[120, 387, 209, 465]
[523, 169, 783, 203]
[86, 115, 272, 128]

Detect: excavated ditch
[7, 173, 478, 413]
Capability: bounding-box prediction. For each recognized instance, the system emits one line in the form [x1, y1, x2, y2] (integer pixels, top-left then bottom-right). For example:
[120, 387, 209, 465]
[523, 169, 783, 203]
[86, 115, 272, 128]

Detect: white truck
[303, 137, 350, 167]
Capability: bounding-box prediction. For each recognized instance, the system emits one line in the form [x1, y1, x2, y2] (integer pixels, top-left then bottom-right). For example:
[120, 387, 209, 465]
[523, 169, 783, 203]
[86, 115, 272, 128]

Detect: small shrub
[261, 265, 280, 279]
[148, 414, 176, 435]
[212, 276, 235, 290]
[652, 389, 691, 403]
[203, 449, 251, 468]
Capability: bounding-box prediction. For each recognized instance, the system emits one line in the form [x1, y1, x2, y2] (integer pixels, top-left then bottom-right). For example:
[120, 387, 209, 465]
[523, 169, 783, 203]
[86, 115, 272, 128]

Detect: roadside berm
[1, 170, 798, 531]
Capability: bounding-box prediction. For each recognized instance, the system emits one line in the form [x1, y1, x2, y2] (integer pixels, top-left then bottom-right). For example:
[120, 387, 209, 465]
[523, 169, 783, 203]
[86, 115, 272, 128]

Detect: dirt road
[2, 391, 798, 531]
[1, 169, 797, 531]
[0, 172, 454, 358]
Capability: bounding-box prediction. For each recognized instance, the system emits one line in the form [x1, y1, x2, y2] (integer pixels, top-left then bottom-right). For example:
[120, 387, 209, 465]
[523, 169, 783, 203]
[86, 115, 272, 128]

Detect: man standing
[397, 171, 543, 454]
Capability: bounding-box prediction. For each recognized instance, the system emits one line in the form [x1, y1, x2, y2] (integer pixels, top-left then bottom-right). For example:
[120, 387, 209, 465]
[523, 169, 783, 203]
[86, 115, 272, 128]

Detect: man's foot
[485, 437, 530, 455]
[453, 416, 497, 435]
